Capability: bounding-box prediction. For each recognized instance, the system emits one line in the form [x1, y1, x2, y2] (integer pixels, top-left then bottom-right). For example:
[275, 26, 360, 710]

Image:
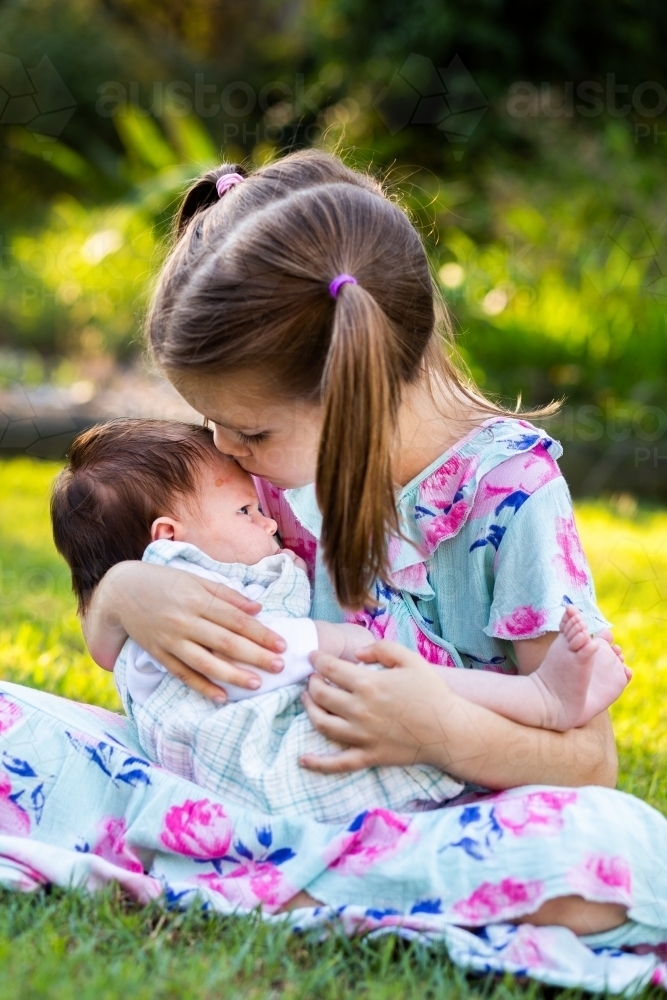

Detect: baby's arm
[420, 606, 629, 731]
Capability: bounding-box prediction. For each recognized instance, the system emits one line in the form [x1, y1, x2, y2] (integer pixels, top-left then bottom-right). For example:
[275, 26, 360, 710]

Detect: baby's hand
[314, 621, 375, 661]
[279, 548, 308, 574]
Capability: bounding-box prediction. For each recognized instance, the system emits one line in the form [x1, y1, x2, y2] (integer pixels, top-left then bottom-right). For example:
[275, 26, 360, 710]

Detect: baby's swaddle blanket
[114, 541, 463, 823]
[123, 541, 318, 704]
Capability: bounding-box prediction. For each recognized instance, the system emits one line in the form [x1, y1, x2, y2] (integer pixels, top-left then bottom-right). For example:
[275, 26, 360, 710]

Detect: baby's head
[51, 418, 279, 610]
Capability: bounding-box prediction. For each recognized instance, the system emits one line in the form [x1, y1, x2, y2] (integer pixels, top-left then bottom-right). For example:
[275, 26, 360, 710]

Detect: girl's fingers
[172, 640, 264, 692]
[306, 672, 356, 716]
[185, 617, 285, 674]
[301, 690, 362, 745]
[308, 651, 368, 692]
[155, 650, 229, 703]
[355, 639, 418, 670]
[200, 577, 263, 615]
[200, 599, 287, 655]
[299, 747, 371, 774]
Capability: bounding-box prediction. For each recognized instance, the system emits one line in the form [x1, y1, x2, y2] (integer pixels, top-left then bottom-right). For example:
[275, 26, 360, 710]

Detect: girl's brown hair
[148, 151, 532, 608]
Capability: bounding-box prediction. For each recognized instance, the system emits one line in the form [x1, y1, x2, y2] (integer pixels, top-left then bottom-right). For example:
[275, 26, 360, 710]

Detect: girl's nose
[212, 425, 251, 459]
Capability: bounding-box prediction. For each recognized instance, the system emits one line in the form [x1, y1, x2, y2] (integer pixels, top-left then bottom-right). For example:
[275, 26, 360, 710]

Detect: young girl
[84, 150, 626, 932]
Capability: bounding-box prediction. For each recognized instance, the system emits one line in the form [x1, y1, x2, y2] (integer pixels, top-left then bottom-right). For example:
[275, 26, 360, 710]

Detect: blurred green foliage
[0, 0, 665, 409]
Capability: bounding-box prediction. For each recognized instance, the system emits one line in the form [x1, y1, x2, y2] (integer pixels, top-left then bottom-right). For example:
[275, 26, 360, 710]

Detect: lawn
[1, 456, 666, 998]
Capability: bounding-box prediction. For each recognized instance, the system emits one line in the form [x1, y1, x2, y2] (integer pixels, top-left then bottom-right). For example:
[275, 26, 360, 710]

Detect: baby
[52, 419, 629, 823]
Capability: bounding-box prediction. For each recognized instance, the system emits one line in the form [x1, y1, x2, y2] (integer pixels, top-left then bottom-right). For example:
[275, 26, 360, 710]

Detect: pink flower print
[0, 773, 30, 836]
[471, 446, 560, 520]
[323, 809, 416, 877]
[451, 877, 545, 925]
[493, 605, 548, 639]
[554, 514, 589, 588]
[92, 816, 143, 873]
[0, 695, 22, 734]
[346, 608, 399, 644]
[418, 454, 480, 550]
[391, 561, 429, 594]
[195, 861, 297, 914]
[493, 790, 577, 837]
[160, 799, 233, 859]
[567, 854, 632, 905]
[502, 925, 554, 971]
[415, 628, 457, 667]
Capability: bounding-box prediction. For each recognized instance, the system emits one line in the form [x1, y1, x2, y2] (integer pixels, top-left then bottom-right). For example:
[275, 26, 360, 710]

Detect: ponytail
[317, 282, 401, 608]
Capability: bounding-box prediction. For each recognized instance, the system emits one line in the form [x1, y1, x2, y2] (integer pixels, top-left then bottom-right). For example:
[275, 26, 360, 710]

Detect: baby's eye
[238, 505, 251, 516]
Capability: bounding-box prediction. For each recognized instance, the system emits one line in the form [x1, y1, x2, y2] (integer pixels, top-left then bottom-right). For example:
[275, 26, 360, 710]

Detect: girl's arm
[82, 560, 289, 701]
[300, 641, 618, 788]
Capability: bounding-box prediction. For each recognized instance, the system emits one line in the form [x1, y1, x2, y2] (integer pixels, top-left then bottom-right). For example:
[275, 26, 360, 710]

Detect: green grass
[1, 457, 666, 998]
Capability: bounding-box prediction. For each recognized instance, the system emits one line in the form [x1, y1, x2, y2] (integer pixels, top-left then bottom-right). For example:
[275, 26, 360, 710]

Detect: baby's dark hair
[51, 419, 220, 611]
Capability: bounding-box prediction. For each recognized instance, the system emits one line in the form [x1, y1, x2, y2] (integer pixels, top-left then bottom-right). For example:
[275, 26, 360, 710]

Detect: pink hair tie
[216, 172, 244, 198]
[329, 273, 358, 298]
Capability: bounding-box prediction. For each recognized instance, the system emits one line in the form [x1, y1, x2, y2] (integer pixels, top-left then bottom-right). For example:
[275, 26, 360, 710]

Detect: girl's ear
[151, 517, 179, 542]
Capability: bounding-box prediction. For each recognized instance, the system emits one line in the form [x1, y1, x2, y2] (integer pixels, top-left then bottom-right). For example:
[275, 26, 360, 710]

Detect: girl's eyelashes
[238, 505, 251, 516]
[238, 430, 268, 446]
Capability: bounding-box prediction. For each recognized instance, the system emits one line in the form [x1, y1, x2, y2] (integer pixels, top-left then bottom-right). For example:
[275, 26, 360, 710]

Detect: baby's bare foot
[530, 606, 629, 731]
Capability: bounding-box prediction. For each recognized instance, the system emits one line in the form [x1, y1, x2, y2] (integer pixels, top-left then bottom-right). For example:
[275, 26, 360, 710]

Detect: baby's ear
[151, 517, 178, 542]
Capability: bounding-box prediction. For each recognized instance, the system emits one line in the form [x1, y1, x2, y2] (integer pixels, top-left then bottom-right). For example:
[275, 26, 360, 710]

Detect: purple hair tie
[216, 172, 244, 198]
[329, 273, 358, 298]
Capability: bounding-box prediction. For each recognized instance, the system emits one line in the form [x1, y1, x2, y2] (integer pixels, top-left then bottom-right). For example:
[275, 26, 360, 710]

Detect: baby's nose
[261, 515, 278, 535]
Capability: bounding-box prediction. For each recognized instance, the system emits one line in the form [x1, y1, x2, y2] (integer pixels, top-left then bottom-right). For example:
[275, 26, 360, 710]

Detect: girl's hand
[299, 640, 461, 773]
[82, 561, 288, 703]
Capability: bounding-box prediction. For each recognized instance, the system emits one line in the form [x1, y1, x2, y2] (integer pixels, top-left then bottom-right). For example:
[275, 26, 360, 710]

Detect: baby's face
[152, 454, 280, 565]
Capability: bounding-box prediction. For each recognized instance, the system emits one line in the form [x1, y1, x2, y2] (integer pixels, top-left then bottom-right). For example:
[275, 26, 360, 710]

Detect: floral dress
[255, 417, 610, 672]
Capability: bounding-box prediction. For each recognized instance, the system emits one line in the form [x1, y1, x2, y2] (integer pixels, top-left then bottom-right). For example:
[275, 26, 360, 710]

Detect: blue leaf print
[441, 805, 503, 860]
[116, 768, 151, 788]
[466, 654, 507, 668]
[30, 783, 46, 824]
[562, 594, 573, 605]
[365, 908, 400, 919]
[266, 847, 295, 866]
[256, 826, 273, 848]
[459, 805, 482, 826]
[164, 885, 195, 909]
[234, 840, 254, 861]
[449, 835, 491, 861]
[507, 433, 540, 451]
[2, 754, 37, 778]
[348, 811, 368, 832]
[104, 732, 129, 748]
[494, 490, 529, 516]
[65, 734, 151, 787]
[375, 581, 395, 602]
[469, 524, 506, 552]
[410, 899, 442, 914]
[414, 504, 435, 520]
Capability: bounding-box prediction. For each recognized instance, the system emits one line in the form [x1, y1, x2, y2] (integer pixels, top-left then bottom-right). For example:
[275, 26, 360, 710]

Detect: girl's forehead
[174, 371, 319, 428]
